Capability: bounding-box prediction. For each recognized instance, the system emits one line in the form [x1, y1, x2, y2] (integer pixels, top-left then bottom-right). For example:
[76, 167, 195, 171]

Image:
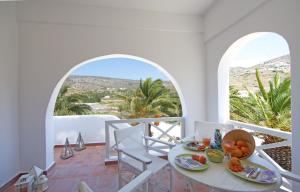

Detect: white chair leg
[184, 179, 195, 192]
[145, 181, 149, 192]
[117, 158, 122, 189]
[118, 167, 122, 189]
[169, 166, 173, 192]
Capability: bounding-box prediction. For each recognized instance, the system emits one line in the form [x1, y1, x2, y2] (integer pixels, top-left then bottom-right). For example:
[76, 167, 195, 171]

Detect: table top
[168, 144, 282, 192]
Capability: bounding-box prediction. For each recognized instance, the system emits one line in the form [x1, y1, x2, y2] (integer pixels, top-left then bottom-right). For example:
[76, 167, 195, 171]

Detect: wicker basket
[222, 129, 255, 159]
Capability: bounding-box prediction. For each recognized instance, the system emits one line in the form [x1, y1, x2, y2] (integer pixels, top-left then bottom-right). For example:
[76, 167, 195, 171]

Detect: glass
[194, 121, 213, 147]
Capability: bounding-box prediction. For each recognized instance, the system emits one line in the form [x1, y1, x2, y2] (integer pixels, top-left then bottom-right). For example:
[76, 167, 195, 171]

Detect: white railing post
[105, 121, 110, 161]
[181, 118, 185, 139]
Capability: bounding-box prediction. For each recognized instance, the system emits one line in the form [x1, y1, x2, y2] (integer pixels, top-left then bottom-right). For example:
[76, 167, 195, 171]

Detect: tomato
[198, 155, 206, 164]
[192, 155, 199, 161]
[192, 155, 206, 164]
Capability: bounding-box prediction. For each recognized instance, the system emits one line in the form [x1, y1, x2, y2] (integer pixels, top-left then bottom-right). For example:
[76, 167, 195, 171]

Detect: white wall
[53, 115, 120, 145]
[17, 1, 206, 170]
[0, 2, 20, 187]
[204, 0, 300, 181]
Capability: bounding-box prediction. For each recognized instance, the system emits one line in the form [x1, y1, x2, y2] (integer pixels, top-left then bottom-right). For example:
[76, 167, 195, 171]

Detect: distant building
[238, 90, 249, 98]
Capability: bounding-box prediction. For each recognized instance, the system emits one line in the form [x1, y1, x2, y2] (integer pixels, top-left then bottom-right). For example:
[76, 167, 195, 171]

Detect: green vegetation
[54, 78, 182, 119]
[118, 78, 180, 118]
[230, 69, 291, 132]
[76, 91, 104, 103]
[54, 85, 92, 115]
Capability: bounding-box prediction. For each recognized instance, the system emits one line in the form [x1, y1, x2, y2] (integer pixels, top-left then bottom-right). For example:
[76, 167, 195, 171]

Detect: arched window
[45, 54, 185, 167]
[219, 32, 291, 171]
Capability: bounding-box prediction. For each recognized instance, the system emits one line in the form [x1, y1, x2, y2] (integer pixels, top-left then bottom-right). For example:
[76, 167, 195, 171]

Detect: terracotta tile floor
[5, 145, 209, 192]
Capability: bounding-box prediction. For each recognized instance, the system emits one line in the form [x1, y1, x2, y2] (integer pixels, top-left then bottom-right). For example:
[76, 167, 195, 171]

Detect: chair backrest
[194, 121, 234, 139]
[114, 123, 146, 151]
[118, 170, 152, 192]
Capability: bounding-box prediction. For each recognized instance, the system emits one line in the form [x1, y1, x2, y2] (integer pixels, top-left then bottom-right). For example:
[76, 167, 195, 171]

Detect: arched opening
[218, 32, 290, 123]
[45, 54, 186, 168]
[218, 32, 292, 171]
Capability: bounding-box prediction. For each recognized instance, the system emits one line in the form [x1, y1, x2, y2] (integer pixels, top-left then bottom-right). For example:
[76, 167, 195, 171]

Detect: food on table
[202, 138, 211, 147]
[241, 146, 251, 156]
[223, 140, 235, 154]
[224, 139, 251, 159]
[228, 157, 244, 172]
[206, 149, 224, 163]
[192, 154, 207, 164]
[197, 144, 206, 151]
[236, 140, 247, 147]
[230, 157, 241, 166]
[231, 148, 243, 158]
[185, 141, 207, 151]
[207, 150, 219, 158]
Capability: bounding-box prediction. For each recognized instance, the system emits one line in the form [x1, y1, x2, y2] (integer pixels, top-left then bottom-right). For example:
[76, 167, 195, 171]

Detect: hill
[63, 75, 176, 94]
[230, 55, 290, 92]
[61, 76, 178, 116]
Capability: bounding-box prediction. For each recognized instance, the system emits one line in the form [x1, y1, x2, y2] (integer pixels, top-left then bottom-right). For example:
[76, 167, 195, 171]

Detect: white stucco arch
[217, 32, 290, 123]
[45, 54, 187, 168]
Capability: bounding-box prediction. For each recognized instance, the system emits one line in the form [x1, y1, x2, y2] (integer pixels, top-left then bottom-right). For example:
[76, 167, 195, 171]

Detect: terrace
[1, 0, 300, 192]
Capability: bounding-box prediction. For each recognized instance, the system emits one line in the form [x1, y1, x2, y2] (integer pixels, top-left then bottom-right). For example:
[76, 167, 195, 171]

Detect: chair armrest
[118, 170, 152, 192]
[78, 181, 94, 192]
[115, 148, 152, 164]
[280, 170, 300, 183]
[144, 136, 176, 148]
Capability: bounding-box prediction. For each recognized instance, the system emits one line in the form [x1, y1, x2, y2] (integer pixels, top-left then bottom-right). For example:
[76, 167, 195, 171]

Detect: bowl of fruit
[205, 149, 224, 163]
[222, 129, 255, 159]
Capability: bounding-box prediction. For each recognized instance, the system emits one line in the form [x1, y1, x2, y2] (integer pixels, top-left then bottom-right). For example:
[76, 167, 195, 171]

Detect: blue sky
[71, 58, 168, 80]
[230, 33, 290, 67]
[71, 33, 290, 79]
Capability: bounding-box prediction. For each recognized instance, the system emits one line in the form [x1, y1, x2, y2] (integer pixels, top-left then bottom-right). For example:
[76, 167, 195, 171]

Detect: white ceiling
[49, 0, 215, 15]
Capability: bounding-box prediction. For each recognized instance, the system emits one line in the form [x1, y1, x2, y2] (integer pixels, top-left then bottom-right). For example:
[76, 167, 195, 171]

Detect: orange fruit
[241, 146, 250, 156]
[198, 155, 207, 164]
[231, 149, 243, 158]
[236, 140, 247, 147]
[230, 157, 241, 166]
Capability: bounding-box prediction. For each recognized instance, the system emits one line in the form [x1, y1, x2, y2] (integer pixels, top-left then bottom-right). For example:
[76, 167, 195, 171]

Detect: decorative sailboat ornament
[60, 138, 74, 160]
[75, 132, 86, 151]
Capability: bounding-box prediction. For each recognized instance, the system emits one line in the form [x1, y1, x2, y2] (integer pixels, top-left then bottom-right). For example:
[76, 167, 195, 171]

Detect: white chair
[118, 170, 152, 192]
[114, 123, 175, 192]
[194, 120, 234, 137]
[77, 170, 152, 192]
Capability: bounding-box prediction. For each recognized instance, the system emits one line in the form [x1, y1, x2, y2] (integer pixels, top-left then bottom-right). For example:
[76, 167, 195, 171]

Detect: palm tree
[119, 78, 179, 136]
[229, 86, 261, 124]
[230, 69, 291, 132]
[54, 85, 92, 115]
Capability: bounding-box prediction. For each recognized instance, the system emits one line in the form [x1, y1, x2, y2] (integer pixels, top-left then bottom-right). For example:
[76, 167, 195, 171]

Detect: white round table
[168, 144, 282, 192]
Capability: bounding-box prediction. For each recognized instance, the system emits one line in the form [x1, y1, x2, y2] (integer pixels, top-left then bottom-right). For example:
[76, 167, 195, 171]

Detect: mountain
[230, 55, 290, 92]
[63, 75, 176, 93]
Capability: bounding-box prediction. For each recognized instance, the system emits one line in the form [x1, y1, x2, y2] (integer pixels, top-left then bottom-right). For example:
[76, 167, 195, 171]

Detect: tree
[230, 69, 291, 132]
[54, 85, 92, 115]
[118, 78, 181, 135]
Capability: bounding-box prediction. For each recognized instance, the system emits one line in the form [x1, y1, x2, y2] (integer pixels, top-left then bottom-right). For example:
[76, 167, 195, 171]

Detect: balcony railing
[105, 117, 185, 163]
[229, 120, 300, 185]
[104, 117, 300, 187]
